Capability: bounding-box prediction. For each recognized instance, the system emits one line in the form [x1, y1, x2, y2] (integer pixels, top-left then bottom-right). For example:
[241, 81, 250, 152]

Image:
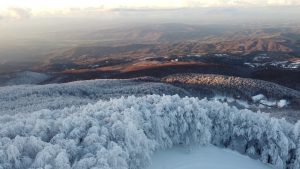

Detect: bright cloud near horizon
[0, 0, 300, 19]
[1, 0, 300, 9]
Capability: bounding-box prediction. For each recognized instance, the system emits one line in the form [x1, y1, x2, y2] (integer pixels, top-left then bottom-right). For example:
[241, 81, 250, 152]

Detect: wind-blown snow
[0, 95, 300, 169]
[148, 145, 273, 169]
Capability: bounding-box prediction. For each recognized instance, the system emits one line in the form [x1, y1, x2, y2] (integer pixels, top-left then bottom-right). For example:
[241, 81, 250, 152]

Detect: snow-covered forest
[0, 94, 299, 169]
[0, 79, 189, 115]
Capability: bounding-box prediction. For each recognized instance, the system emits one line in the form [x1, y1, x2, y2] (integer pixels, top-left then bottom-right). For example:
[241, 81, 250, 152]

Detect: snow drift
[0, 95, 299, 169]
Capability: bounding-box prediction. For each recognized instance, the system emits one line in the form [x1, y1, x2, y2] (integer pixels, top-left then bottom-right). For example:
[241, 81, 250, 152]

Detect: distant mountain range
[38, 37, 298, 74]
[1, 23, 300, 90]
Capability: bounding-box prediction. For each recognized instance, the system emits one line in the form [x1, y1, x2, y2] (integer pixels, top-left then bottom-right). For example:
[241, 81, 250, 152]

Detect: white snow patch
[260, 100, 277, 107]
[147, 145, 273, 169]
[277, 99, 288, 108]
[235, 99, 250, 108]
[252, 94, 290, 108]
[252, 94, 265, 102]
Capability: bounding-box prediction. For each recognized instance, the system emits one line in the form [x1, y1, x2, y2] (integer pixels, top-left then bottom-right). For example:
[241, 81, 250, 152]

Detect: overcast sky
[1, 0, 300, 9]
[1, 0, 300, 19]
[0, 0, 300, 40]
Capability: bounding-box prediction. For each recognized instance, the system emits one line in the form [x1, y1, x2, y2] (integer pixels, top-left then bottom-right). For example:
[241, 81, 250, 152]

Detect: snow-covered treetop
[0, 95, 299, 169]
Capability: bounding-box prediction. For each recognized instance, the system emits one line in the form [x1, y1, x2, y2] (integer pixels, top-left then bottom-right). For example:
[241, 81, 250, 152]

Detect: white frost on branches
[0, 95, 299, 169]
[0, 79, 189, 115]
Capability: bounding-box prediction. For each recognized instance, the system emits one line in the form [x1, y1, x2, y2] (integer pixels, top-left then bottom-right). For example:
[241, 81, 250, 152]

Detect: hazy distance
[1, 1, 300, 63]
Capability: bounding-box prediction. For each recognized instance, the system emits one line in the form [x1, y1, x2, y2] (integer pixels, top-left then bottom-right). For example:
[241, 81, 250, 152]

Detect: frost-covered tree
[0, 95, 299, 169]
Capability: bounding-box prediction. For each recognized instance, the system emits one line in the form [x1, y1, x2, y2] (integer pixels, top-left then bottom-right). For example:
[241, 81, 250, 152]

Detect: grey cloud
[0, 7, 31, 21]
[205, 7, 240, 15]
[112, 7, 188, 12]
[8, 7, 31, 19]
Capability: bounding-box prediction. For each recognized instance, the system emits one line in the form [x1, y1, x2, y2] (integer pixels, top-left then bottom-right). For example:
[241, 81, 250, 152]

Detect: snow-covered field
[1, 94, 300, 169]
[148, 145, 273, 169]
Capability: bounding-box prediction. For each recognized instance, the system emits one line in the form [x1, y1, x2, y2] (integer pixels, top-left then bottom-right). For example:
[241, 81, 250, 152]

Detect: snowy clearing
[147, 145, 273, 169]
